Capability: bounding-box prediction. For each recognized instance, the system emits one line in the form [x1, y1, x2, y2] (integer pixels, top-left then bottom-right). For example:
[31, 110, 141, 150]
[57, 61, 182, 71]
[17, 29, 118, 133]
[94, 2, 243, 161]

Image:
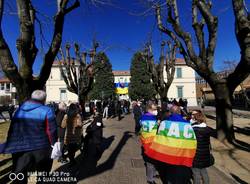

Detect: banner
[139, 115, 158, 153]
[144, 120, 197, 167]
[115, 82, 129, 95]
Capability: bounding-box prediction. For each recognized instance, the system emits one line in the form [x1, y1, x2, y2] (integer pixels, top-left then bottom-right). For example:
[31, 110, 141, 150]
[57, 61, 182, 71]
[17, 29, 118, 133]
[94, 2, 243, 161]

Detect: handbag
[209, 153, 215, 166]
[51, 142, 62, 160]
[209, 144, 215, 166]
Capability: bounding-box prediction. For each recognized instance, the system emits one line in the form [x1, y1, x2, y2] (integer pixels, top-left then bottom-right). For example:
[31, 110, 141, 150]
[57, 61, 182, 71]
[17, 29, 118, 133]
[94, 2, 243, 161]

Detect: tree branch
[37, 0, 80, 88]
[16, 0, 37, 80]
[192, 1, 206, 61]
[227, 0, 250, 93]
[196, 0, 218, 70]
[165, 41, 176, 87]
[166, 1, 198, 64]
[0, 0, 23, 89]
[60, 46, 77, 93]
[155, 4, 197, 70]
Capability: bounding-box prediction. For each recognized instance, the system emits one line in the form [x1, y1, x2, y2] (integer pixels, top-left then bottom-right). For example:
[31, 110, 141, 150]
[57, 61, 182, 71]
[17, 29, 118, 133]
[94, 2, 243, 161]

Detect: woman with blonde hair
[191, 111, 216, 184]
[61, 103, 82, 165]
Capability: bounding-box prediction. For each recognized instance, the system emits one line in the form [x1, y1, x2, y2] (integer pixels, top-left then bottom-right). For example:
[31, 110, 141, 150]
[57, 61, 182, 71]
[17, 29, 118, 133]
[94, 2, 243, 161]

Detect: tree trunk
[16, 82, 33, 104]
[79, 95, 86, 118]
[213, 83, 235, 142]
[159, 87, 169, 106]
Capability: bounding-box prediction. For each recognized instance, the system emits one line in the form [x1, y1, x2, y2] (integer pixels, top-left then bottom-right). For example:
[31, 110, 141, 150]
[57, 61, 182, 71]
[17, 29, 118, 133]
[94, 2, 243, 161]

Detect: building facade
[164, 59, 197, 106]
[196, 71, 250, 108]
[46, 64, 78, 104]
[0, 78, 17, 105]
[45, 59, 197, 106]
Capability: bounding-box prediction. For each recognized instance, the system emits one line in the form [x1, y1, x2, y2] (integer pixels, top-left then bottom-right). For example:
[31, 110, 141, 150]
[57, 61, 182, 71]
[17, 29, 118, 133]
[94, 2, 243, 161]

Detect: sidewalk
[202, 106, 250, 118]
[206, 117, 250, 184]
[51, 114, 237, 184]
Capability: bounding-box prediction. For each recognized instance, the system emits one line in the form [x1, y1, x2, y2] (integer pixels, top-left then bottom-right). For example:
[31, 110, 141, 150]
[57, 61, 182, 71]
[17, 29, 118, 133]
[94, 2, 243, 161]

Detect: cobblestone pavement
[52, 114, 237, 184]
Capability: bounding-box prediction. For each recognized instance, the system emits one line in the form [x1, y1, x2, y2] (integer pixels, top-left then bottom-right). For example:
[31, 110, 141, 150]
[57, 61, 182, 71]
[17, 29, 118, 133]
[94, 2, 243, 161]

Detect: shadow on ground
[230, 173, 248, 184]
[234, 126, 250, 136]
[0, 158, 12, 183]
[205, 114, 250, 152]
[55, 131, 132, 183]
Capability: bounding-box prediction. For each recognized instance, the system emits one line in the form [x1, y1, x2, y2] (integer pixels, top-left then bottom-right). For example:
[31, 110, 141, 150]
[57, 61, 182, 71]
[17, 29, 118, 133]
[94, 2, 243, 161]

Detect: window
[119, 77, 124, 82]
[60, 68, 67, 80]
[177, 86, 183, 98]
[176, 68, 182, 78]
[60, 89, 67, 101]
[6, 83, 10, 92]
[0, 83, 4, 90]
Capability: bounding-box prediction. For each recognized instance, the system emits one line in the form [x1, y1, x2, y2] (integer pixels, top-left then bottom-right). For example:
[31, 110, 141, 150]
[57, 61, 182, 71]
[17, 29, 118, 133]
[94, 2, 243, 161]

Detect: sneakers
[147, 181, 156, 184]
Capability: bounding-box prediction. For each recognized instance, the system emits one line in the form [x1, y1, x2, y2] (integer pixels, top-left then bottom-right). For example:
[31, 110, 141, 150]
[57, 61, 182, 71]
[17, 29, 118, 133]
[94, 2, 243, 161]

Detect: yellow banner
[115, 88, 128, 94]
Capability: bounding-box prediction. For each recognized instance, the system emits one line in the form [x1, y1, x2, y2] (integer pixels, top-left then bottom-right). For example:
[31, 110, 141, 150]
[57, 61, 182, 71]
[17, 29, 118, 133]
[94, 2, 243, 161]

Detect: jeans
[192, 168, 209, 184]
[142, 150, 157, 183]
[103, 107, 108, 118]
[145, 161, 157, 182]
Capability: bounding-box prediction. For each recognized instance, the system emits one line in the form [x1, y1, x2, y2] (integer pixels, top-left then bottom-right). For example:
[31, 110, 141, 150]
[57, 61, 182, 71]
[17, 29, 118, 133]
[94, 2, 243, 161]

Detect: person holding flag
[145, 105, 197, 184]
[139, 101, 159, 184]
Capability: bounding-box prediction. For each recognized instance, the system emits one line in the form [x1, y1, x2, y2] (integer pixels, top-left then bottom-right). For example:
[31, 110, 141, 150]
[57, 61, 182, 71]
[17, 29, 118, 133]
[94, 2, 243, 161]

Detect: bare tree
[0, 0, 80, 103]
[144, 40, 176, 104]
[58, 41, 99, 113]
[155, 0, 250, 143]
[223, 60, 250, 107]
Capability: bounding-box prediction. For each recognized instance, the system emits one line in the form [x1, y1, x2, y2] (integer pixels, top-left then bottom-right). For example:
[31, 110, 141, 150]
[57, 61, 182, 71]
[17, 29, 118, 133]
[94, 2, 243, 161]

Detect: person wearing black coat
[191, 111, 216, 184]
[132, 101, 142, 134]
[116, 101, 122, 121]
[85, 113, 104, 159]
[56, 102, 68, 163]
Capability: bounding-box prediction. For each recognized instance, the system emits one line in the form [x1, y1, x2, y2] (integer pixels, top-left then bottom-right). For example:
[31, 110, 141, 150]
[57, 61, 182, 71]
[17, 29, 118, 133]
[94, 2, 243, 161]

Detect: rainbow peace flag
[145, 120, 197, 167]
[139, 114, 158, 153]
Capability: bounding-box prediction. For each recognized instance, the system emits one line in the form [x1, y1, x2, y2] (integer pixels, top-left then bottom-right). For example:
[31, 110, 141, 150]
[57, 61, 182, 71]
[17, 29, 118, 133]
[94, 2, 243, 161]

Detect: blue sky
[1, 0, 249, 74]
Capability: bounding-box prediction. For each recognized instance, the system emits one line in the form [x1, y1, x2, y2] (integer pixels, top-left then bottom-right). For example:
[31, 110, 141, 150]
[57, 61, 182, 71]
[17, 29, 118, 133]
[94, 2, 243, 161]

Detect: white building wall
[114, 76, 131, 83]
[46, 64, 197, 106]
[165, 65, 197, 106]
[46, 66, 78, 104]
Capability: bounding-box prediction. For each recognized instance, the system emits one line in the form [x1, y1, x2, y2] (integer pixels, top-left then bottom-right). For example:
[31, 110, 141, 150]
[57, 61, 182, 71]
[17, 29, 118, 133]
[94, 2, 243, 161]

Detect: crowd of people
[0, 90, 105, 183]
[0, 89, 217, 184]
[133, 99, 216, 184]
[89, 99, 131, 120]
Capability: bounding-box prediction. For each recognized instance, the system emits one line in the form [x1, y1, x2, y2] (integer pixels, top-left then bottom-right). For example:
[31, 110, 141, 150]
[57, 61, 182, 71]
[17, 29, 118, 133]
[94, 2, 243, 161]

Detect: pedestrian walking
[151, 106, 196, 184]
[103, 103, 109, 119]
[191, 111, 216, 184]
[56, 102, 68, 163]
[116, 100, 122, 121]
[61, 103, 83, 166]
[132, 101, 143, 134]
[85, 112, 104, 159]
[139, 101, 159, 184]
[0, 90, 57, 184]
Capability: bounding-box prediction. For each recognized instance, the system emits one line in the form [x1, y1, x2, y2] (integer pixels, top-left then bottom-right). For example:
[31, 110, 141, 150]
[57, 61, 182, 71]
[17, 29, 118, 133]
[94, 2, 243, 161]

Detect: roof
[175, 58, 186, 65]
[0, 78, 10, 83]
[53, 60, 79, 66]
[113, 71, 130, 76]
